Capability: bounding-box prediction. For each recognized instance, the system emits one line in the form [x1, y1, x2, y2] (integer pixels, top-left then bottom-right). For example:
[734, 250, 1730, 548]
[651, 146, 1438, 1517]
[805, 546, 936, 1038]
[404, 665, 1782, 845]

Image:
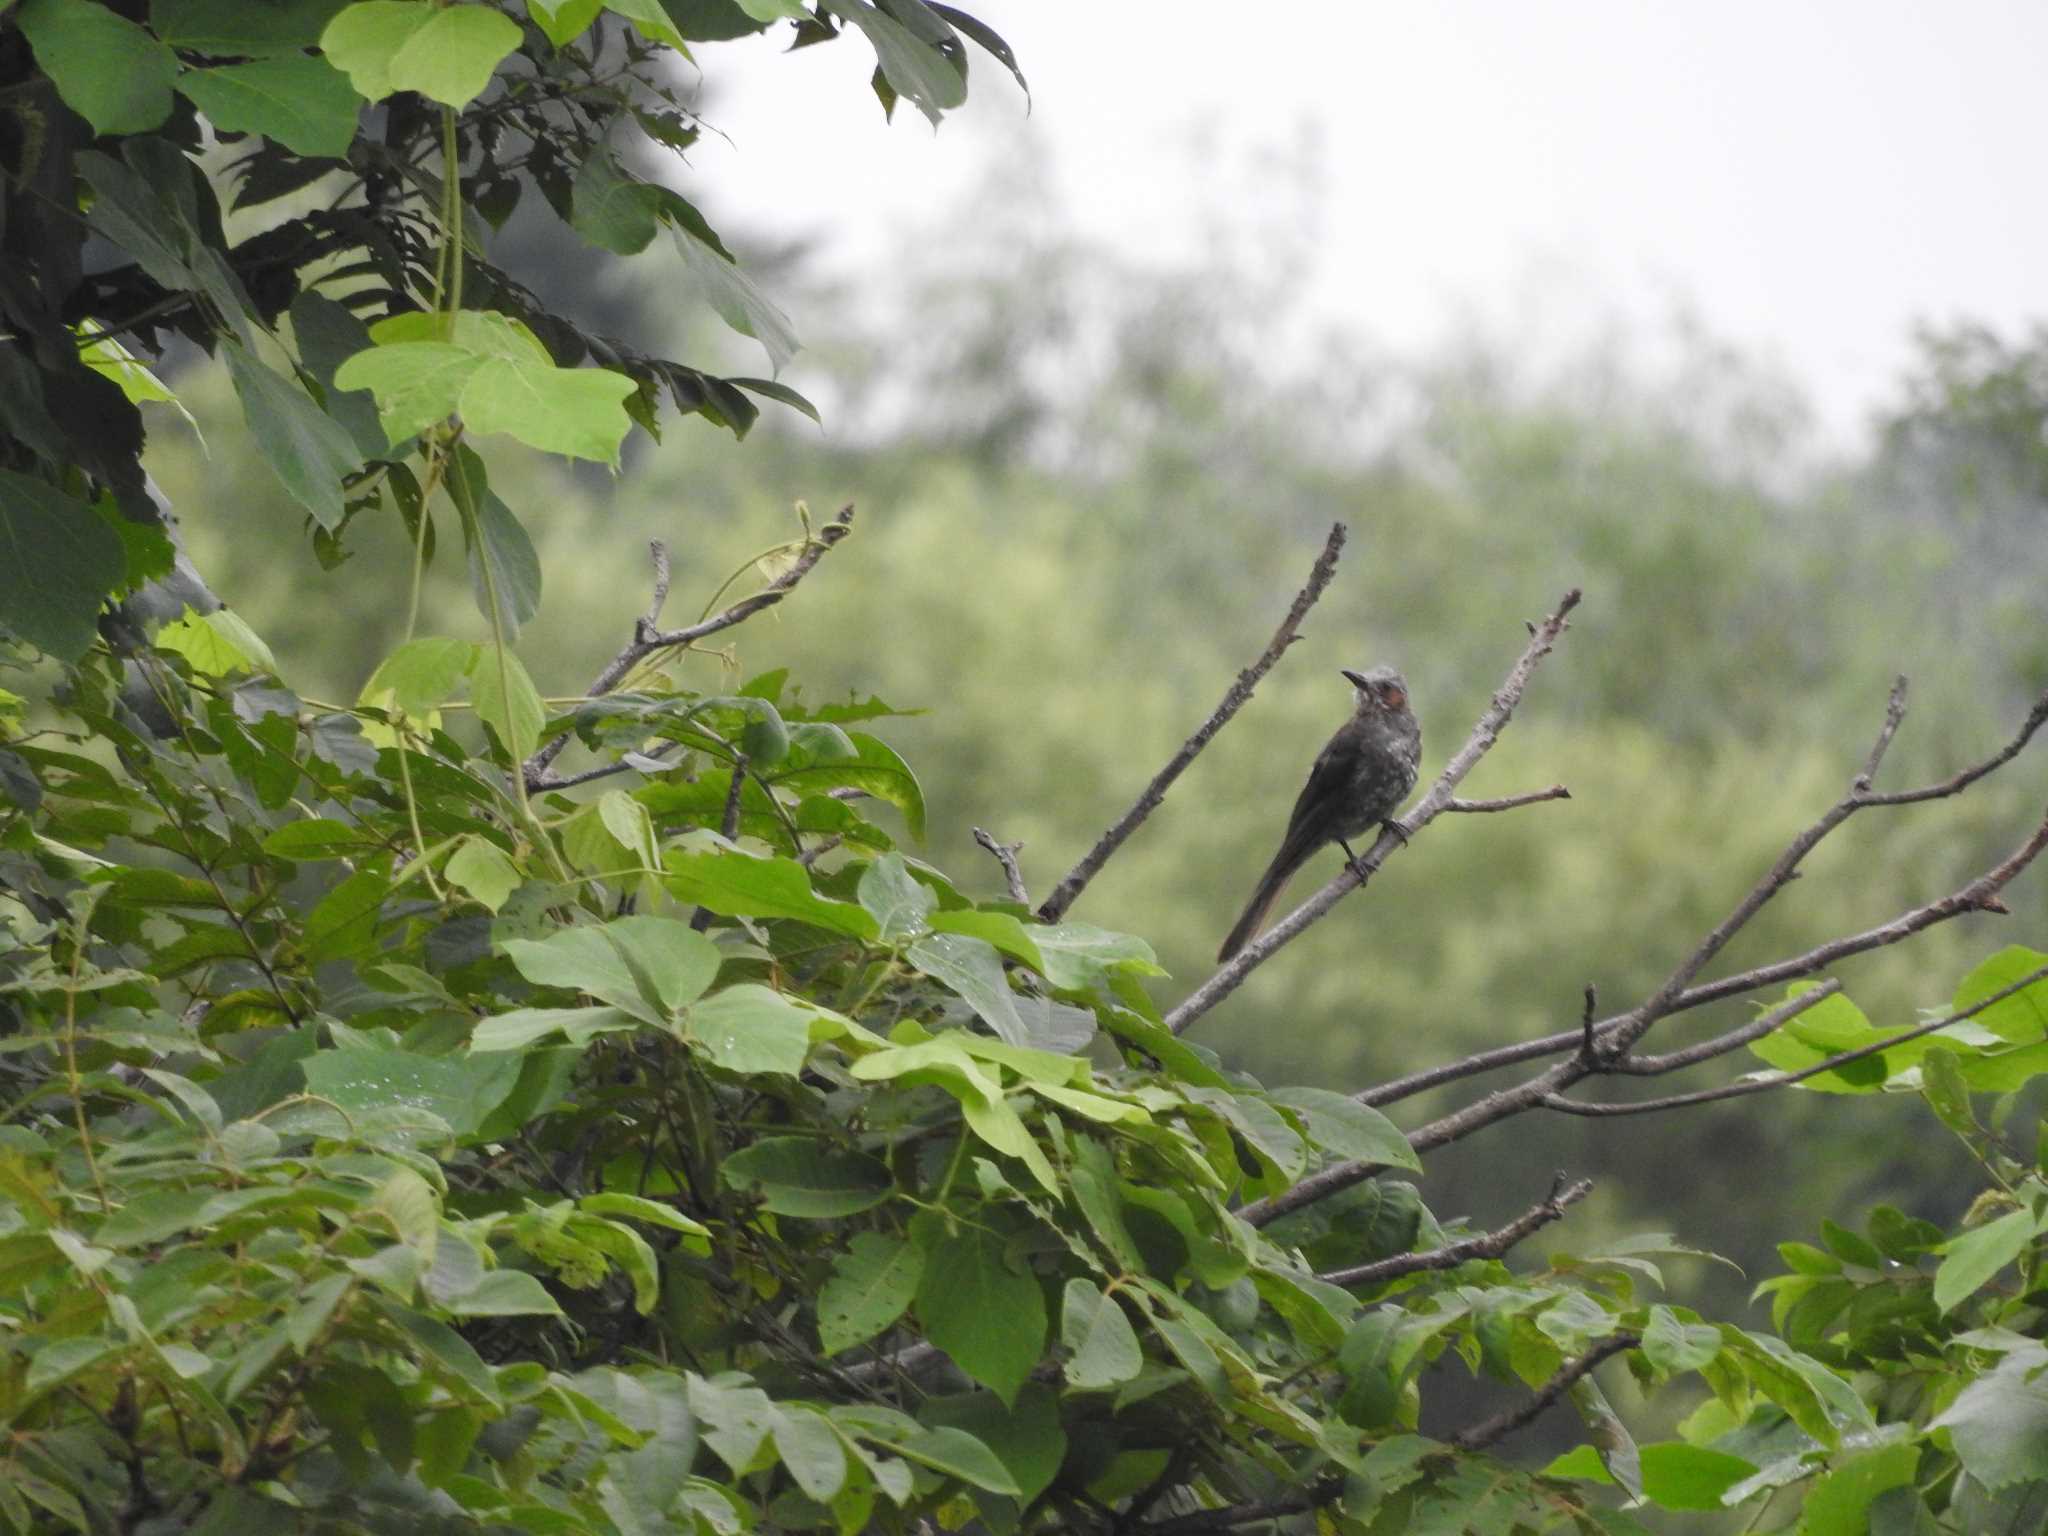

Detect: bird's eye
[1380, 684, 1406, 709]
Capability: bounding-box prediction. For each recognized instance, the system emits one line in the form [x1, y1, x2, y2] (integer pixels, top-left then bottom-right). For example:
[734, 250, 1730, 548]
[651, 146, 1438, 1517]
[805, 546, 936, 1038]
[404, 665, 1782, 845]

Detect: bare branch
[1166, 588, 1582, 1036]
[524, 505, 856, 786]
[836, 1339, 942, 1387]
[1852, 675, 1908, 791]
[1321, 1175, 1593, 1288]
[798, 834, 842, 869]
[1138, 1478, 1345, 1536]
[1541, 961, 2048, 1117]
[1450, 1334, 1639, 1452]
[1445, 785, 1572, 814]
[640, 539, 673, 632]
[1245, 810, 2048, 1229]
[1358, 692, 2048, 1113]
[690, 757, 750, 934]
[1034, 522, 1348, 924]
[974, 827, 1030, 904]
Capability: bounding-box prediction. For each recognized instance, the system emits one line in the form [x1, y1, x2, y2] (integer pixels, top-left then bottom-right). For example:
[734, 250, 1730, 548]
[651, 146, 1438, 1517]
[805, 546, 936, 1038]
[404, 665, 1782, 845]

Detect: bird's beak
[1340, 669, 1369, 689]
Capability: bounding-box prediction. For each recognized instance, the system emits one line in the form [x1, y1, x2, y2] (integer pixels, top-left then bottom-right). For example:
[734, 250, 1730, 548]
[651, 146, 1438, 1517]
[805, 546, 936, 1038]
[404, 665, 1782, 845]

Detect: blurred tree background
[145, 146, 2048, 1327]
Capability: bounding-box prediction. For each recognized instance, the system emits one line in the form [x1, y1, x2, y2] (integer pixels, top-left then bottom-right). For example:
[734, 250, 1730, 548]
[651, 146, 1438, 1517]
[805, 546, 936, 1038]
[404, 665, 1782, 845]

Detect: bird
[1216, 666, 1421, 963]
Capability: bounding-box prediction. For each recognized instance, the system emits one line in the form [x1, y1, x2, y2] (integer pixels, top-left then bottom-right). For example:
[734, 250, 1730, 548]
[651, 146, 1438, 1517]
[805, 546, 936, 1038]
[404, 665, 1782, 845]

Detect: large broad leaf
[288, 291, 387, 457]
[1060, 1279, 1143, 1390]
[0, 473, 125, 661]
[919, 1384, 1065, 1508]
[153, 0, 352, 54]
[1928, 1341, 2048, 1490]
[18, 0, 177, 134]
[320, 1, 521, 107]
[1933, 1207, 2040, 1314]
[572, 148, 665, 255]
[858, 853, 935, 941]
[1953, 946, 2048, 1044]
[466, 645, 545, 759]
[916, 1225, 1046, 1404]
[1746, 984, 1895, 1093]
[720, 1137, 891, 1217]
[222, 342, 363, 532]
[907, 933, 1024, 1044]
[769, 731, 924, 840]
[175, 56, 361, 159]
[819, 1233, 926, 1355]
[303, 1044, 522, 1138]
[1268, 1086, 1421, 1171]
[663, 848, 878, 938]
[685, 985, 813, 1076]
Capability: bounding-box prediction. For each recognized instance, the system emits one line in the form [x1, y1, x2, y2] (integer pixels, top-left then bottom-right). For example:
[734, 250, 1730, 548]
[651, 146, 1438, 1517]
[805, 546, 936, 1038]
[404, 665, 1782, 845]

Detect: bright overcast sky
[688, 2, 2048, 448]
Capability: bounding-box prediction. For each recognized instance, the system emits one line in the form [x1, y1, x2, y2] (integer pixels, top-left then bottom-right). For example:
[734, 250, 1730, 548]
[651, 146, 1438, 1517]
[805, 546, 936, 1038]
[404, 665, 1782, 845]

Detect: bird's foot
[1380, 818, 1411, 847]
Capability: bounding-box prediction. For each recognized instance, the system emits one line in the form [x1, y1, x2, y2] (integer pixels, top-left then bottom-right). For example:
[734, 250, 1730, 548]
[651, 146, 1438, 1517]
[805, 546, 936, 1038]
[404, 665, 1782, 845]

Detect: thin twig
[691, 756, 749, 932]
[1166, 588, 1582, 1036]
[640, 539, 673, 631]
[524, 505, 855, 786]
[1541, 961, 2048, 1117]
[974, 827, 1030, 905]
[1445, 786, 1572, 814]
[1450, 1334, 1639, 1452]
[1137, 1477, 1345, 1536]
[1035, 523, 1348, 924]
[798, 834, 843, 869]
[1321, 1176, 1593, 1288]
[1605, 979, 1842, 1076]
[837, 1339, 941, 1386]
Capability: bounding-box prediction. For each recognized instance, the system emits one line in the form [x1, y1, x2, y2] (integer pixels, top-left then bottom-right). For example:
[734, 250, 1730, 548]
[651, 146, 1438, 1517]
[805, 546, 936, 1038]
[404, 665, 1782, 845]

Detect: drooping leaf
[0, 472, 127, 661]
[819, 1233, 926, 1355]
[917, 1224, 1046, 1404]
[721, 1137, 892, 1217]
[18, 0, 177, 134]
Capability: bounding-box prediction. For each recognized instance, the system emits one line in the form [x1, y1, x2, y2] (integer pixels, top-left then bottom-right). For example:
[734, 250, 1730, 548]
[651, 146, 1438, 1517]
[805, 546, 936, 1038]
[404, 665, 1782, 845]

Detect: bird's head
[1341, 665, 1410, 715]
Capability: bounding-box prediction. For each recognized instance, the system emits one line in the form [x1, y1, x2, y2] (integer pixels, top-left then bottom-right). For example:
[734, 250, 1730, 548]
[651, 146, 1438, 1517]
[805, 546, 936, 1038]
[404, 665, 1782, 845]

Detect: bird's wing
[1277, 724, 1361, 849]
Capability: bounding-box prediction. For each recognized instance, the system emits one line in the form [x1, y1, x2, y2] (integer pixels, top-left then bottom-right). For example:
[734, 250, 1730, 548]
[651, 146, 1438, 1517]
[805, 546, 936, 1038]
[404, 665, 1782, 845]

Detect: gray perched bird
[1216, 666, 1421, 963]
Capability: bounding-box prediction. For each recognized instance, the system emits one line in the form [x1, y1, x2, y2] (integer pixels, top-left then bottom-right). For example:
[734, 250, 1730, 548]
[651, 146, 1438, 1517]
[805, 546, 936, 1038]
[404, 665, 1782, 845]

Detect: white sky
[688, 2, 2048, 448]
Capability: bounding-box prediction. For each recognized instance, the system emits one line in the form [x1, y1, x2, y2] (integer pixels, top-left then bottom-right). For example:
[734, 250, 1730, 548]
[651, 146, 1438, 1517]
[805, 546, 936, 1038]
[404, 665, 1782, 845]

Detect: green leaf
[153, 0, 351, 53]
[459, 356, 638, 464]
[1269, 1086, 1421, 1170]
[302, 866, 391, 961]
[670, 221, 800, 376]
[0, 471, 126, 660]
[1928, 1342, 2048, 1490]
[926, 909, 1045, 971]
[153, 606, 276, 679]
[320, 0, 520, 107]
[469, 1005, 641, 1052]
[18, 0, 177, 134]
[1800, 1442, 1920, 1536]
[907, 932, 1024, 1044]
[888, 1426, 1021, 1496]
[819, 1232, 926, 1355]
[663, 848, 879, 937]
[768, 730, 923, 839]
[1641, 1305, 1722, 1372]
[819, 0, 964, 126]
[1934, 1206, 2039, 1313]
[444, 1271, 562, 1317]
[1746, 984, 1894, 1092]
[920, 1384, 1065, 1508]
[1954, 946, 2048, 1044]
[721, 1136, 892, 1217]
[1626, 1442, 1758, 1511]
[527, 0, 603, 46]
[769, 1406, 847, 1501]
[362, 636, 475, 717]
[858, 852, 935, 941]
[332, 340, 479, 442]
[500, 925, 662, 1021]
[289, 291, 386, 457]
[686, 985, 814, 1076]
[1030, 922, 1164, 989]
[176, 55, 361, 158]
[466, 645, 545, 759]
[446, 446, 542, 639]
[222, 341, 363, 532]
[262, 818, 374, 859]
[917, 1225, 1046, 1404]
[445, 835, 520, 912]
[1060, 1278, 1143, 1389]
[303, 1044, 522, 1138]
[572, 147, 665, 255]
[603, 0, 686, 47]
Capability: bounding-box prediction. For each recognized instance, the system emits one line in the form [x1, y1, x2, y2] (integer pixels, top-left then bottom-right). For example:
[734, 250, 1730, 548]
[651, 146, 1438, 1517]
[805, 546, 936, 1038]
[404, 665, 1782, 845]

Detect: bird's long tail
[1216, 833, 1318, 963]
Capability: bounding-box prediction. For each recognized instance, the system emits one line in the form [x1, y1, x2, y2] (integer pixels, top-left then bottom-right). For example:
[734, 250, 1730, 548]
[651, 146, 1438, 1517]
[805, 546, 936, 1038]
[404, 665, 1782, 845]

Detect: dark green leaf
[819, 1232, 926, 1355]
[917, 1225, 1046, 1404]
[721, 1137, 892, 1217]
[0, 471, 126, 660]
[18, 0, 177, 134]
[222, 342, 363, 532]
